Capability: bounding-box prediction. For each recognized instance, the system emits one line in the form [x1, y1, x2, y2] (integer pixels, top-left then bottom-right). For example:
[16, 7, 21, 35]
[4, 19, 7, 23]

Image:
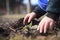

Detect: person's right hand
[23, 12, 37, 25]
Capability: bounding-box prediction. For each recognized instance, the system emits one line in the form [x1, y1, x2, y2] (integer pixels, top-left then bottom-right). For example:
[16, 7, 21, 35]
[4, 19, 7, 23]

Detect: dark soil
[0, 18, 60, 38]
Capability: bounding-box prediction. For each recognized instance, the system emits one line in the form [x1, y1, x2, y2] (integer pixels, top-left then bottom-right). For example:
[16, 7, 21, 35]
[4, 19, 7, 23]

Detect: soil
[0, 15, 60, 40]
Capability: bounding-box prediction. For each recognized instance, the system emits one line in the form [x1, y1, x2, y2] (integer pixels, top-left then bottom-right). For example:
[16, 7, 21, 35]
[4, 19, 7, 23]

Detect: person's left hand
[37, 16, 55, 33]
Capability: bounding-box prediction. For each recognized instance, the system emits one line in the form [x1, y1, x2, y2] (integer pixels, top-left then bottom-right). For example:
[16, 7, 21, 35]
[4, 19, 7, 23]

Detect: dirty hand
[23, 12, 36, 25]
[37, 16, 55, 33]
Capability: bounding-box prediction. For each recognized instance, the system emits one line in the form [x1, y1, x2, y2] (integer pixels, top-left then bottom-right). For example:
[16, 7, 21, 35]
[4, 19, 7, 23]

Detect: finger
[23, 15, 29, 24]
[37, 24, 40, 31]
[39, 21, 44, 33]
[44, 22, 49, 33]
[50, 22, 54, 30]
[28, 15, 33, 23]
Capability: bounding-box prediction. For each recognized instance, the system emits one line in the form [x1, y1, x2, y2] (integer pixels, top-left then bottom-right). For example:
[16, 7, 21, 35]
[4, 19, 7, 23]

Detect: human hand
[37, 16, 55, 33]
[23, 12, 36, 25]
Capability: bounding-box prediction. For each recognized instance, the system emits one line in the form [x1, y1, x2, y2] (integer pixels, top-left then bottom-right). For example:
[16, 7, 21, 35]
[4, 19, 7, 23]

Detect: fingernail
[28, 20, 30, 23]
[44, 31, 46, 33]
[37, 29, 38, 31]
[40, 31, 42, 33]
[37, 28, 39, 30]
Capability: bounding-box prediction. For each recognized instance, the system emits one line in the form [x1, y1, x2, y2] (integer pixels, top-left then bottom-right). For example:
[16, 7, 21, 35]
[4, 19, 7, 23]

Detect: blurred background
[0, 0, 38, 15]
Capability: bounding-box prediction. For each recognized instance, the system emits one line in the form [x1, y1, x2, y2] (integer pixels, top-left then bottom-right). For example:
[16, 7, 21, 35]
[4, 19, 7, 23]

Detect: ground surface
[0, 14, 60, 40]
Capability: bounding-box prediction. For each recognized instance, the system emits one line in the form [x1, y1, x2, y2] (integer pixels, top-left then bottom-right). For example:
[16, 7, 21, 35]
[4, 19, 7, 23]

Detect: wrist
[45, 12, 59, 21]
